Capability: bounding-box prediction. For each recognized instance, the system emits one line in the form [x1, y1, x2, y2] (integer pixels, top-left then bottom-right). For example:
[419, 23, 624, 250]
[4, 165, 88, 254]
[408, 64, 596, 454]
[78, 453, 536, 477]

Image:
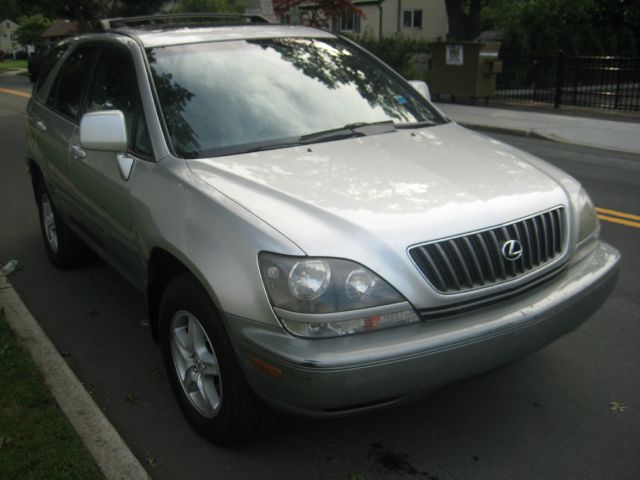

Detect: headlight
[259, 253, 419, 338]
[288, 259, 331, 300]
[576, 187, 599, 246]
[571, 187, 600, 264]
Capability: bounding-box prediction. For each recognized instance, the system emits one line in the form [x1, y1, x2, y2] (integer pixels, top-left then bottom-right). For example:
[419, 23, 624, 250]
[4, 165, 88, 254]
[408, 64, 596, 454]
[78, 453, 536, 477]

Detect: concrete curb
[0, 273, 150, 480]
[457, 122, 549, 141]
[457, 121, 640, 155]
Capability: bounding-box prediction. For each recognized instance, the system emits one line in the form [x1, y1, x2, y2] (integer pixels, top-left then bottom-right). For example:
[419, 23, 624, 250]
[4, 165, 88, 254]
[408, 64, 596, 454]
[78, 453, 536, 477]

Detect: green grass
[0, 59, 27, 72]
[0, 309, 104, 480]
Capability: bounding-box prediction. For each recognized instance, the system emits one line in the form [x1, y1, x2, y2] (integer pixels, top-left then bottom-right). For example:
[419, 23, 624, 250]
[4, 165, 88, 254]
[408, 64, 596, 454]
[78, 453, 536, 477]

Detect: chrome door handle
[71, 144, 86, 160]
[35, 120, 47, 132]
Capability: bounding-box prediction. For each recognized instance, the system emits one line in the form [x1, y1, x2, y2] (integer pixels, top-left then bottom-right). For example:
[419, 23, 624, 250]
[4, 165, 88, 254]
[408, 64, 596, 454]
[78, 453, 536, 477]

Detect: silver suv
[26, 14, 620, 445]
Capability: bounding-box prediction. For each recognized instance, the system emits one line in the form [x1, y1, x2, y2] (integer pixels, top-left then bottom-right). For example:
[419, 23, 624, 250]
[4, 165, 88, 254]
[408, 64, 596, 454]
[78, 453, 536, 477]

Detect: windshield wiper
[226, 121, 397, 155]
[395, 120, 439, 129]
[298, 120, 396, 145]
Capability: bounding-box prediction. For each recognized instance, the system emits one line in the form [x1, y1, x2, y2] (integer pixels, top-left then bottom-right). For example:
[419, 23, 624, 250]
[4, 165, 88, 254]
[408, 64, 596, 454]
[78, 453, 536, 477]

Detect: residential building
[245, 0, 277, 22]
[286, 0, 449, 40]
[41, 19, 80, 44]
[0, 19, 23, 57]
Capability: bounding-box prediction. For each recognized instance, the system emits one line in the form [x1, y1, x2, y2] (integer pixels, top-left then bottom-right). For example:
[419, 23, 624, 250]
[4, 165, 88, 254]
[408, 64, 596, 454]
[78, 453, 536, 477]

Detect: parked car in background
[25, 14, 620, 446]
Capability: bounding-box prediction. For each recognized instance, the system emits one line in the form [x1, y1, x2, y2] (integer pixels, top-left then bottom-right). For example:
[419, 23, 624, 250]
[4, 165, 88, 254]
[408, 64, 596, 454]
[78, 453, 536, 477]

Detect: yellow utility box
[429, 42, 502, 100]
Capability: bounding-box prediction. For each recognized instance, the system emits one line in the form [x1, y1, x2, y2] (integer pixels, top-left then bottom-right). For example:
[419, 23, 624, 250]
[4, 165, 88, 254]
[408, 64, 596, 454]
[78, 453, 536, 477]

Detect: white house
[0, 19, 23, 58]
[286, 0, 449, 41]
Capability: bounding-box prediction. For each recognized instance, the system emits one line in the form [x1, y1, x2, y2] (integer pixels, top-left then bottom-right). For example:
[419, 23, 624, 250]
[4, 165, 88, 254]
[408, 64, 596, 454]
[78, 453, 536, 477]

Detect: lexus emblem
[502, 239, 523, 261]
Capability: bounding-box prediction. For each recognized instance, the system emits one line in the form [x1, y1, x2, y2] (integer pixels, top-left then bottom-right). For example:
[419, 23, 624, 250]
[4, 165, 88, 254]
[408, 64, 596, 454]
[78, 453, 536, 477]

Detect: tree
[5, 1, 165, 31]
[481, 0, 639, 56]
[445, 0, 487, 41]
[273, 0, 362, 28]
[15, 14, 52, 45]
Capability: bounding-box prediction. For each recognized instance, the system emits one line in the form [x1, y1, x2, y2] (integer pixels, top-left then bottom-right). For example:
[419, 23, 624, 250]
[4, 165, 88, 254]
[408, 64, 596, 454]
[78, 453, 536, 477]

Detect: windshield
[147, 37, 446, 158]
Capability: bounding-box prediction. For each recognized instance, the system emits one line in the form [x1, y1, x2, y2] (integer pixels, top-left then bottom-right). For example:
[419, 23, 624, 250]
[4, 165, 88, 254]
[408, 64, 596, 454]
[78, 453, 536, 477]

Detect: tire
[36, 178, 89, 269]
[159, 273, 274, 446]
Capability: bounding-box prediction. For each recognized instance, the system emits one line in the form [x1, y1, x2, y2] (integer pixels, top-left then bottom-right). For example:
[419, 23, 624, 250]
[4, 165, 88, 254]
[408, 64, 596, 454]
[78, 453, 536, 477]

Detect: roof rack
[99, 13, 272, 31]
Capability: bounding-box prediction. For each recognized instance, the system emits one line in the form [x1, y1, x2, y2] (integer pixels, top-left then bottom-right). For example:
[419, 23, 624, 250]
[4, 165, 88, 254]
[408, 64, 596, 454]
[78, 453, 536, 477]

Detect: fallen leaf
[609, 401, 628, 413]
[146, 452, 157, 468]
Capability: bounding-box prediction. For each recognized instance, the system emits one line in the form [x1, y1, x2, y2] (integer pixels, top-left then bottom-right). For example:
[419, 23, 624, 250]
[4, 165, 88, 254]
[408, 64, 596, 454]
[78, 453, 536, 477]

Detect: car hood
[187, 123, 569, 257]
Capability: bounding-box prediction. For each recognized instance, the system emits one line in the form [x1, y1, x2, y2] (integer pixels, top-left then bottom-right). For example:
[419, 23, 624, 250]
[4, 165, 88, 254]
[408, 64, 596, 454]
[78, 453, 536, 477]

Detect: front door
[70, 45, 153, 287]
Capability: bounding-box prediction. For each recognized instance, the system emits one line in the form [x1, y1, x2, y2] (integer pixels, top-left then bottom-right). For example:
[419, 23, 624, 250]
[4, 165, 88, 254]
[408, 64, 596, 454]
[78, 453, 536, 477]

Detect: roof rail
[99, 13, 272, 31]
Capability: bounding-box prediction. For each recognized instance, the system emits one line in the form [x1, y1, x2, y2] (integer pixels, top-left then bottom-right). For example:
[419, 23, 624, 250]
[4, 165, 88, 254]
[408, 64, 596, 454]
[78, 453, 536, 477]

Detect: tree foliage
[482, 0, 640, 56]
[356, 35, 430, 79]
[273, 0, 362, 27]
[0, 1, 165, 30]
[444, 0, 639, 56]
[15, 14, 52, 45]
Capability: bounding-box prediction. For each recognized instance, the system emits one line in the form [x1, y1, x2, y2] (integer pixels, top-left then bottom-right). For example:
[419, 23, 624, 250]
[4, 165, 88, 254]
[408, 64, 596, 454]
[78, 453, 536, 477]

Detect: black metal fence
[495, 56, 640, 111]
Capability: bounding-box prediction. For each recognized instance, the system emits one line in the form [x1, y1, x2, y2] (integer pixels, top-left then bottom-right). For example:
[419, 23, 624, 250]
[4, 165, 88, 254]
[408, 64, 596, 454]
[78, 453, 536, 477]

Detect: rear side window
[47, 45, 96, 122]
[86, 47, 152, 158]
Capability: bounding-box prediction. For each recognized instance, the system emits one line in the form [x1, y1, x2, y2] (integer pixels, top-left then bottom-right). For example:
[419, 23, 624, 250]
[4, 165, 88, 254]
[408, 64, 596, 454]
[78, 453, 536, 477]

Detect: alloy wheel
[169, 310, 222, 418]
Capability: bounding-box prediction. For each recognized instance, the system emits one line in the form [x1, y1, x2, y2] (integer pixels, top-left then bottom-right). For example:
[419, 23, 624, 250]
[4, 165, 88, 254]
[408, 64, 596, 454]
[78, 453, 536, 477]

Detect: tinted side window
[47, 46, 96, 122]
[87, 48, 152, 158]
[33, 44, 65, 94]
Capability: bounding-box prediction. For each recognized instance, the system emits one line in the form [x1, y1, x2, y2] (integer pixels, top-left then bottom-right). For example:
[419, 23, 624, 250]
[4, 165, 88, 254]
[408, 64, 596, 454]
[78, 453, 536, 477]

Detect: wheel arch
[146, 246, 224, 342]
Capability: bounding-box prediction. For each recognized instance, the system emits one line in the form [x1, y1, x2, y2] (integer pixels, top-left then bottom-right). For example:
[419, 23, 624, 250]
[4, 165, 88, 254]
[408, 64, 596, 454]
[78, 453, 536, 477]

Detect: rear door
[69, 44, 153, 286]
[33, 44, 96, 222]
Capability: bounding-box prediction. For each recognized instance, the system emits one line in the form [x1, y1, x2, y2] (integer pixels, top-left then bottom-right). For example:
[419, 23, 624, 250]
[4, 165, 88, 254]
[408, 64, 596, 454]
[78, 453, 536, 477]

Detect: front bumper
[226, 240, 620, 417]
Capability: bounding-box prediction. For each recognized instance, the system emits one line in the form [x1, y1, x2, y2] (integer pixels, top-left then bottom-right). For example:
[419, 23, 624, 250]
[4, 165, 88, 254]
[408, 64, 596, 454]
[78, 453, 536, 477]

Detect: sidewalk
[436, 102, 640, 155]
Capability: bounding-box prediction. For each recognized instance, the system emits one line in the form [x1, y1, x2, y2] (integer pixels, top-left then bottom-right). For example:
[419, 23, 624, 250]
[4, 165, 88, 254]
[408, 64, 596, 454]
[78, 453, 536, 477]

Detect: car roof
[124, 24, 335, 48]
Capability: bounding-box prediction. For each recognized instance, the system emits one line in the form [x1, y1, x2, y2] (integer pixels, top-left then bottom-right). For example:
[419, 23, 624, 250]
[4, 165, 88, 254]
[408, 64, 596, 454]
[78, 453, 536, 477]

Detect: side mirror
[80, 110, 127, 152]
[408, 80, 431, 101]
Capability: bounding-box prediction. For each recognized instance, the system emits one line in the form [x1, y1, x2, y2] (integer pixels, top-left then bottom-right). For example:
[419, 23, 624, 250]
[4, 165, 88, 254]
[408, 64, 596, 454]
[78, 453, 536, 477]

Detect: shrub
[353, 35, 431, 79]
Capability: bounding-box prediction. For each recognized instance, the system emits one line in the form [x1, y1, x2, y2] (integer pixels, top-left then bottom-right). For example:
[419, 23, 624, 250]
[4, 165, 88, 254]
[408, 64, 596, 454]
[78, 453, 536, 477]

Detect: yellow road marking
[597, 214, 640, 229]
[0, 86, 31, 98]
[596, 207, 640, 222]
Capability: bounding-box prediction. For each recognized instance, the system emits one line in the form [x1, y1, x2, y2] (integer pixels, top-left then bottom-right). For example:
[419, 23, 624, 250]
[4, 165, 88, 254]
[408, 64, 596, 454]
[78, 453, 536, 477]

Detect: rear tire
[159, 273, 274, 446]
[36, 178, 89, 269]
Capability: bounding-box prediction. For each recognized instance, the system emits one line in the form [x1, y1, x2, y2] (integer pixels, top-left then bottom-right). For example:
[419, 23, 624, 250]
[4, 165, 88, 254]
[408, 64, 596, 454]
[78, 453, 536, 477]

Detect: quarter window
[47, 46, 96, 122]
[403, 10, 423, 29]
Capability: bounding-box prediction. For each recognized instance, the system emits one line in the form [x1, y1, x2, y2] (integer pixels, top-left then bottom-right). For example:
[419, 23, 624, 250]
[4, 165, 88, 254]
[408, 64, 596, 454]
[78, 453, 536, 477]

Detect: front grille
[409, 208, 566, 293]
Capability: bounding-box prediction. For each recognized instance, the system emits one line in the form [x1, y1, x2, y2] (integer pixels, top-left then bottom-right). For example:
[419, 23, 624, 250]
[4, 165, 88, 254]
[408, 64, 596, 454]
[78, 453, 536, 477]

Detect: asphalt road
[1, 79, 639, 480]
